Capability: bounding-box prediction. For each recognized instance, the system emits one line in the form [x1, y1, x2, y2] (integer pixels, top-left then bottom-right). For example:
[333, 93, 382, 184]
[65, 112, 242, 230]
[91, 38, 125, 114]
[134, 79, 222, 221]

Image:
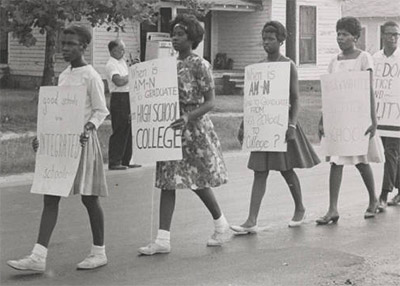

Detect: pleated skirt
[71, 129, 108, 197]
[248, 124, 321, 172]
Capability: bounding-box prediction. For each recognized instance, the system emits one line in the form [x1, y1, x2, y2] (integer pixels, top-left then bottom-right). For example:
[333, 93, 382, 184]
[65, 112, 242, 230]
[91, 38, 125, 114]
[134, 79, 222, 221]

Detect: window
[355, 27, 366, 51]
[299, 6, 316, 64]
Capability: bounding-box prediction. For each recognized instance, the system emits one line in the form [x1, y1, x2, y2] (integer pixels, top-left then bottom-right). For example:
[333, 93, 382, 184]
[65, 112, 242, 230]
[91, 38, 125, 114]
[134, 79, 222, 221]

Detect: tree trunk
[41, 28, 56, 86]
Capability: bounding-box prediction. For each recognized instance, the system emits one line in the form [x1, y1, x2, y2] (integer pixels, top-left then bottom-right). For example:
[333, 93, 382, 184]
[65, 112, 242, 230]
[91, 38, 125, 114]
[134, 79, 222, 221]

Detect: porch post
[286, 0, 296, 62]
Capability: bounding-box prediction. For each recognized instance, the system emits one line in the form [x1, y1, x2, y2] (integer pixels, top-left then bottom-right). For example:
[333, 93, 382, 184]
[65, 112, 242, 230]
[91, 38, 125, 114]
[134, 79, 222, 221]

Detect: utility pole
[286, 0, 297, 62]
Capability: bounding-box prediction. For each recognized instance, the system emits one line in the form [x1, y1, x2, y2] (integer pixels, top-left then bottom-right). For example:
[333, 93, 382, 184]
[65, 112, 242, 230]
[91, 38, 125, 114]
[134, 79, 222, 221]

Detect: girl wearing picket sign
[316, 17, 384, 225]
[7, 25, 109, 272]
[138, 14, 230, 255]
[231, 21, 320, 235]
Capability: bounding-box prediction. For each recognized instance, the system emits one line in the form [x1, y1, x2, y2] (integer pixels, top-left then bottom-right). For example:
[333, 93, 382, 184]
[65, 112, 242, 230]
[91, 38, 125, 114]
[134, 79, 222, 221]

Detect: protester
[138, 14, 230, 255]
[374, 21, 400, 210]
[316, 17, 384, 225]
[230, 21, 320, 234]
[7, 25, 109, 271]
[106, 39, 141, 170]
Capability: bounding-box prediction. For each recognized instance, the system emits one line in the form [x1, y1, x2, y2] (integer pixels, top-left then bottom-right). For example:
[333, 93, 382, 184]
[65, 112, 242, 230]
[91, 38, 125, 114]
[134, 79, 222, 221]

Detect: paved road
[1, 150, 399, 286]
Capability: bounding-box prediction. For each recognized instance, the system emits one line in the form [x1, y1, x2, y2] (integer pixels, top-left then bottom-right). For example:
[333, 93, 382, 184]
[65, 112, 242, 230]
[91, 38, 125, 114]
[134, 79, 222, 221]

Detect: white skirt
[71, 129, 108, 197]
[327, 135, 385, 165]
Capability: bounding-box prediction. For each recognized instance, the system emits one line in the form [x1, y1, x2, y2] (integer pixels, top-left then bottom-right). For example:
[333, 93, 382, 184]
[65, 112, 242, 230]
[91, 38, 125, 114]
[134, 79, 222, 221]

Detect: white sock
[31, 243, 47, 261]
[91, 244, 106, 256]
[214, 214, 228, 233]
[155, 229, 170, 246]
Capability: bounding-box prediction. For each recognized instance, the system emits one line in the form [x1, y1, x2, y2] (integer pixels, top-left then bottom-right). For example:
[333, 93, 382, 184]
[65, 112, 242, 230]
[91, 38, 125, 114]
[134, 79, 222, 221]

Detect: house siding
[296, 0, 342, 80]
[356, 17, 400, 55]
[93, 22, 141, 78]
[8, 21, 93, 78]
[213, 4, 271, 69]
[7, 20, 140, 80]
[211, 0, 341, 80]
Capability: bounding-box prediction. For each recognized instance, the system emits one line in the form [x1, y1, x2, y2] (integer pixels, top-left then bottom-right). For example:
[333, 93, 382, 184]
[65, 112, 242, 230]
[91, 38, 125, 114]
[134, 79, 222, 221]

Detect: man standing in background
[106, 39, 141, 170]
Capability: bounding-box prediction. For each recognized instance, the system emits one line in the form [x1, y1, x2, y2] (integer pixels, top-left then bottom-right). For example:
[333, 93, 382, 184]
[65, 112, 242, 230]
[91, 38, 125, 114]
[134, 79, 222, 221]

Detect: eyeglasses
[384, 32, 400, 38]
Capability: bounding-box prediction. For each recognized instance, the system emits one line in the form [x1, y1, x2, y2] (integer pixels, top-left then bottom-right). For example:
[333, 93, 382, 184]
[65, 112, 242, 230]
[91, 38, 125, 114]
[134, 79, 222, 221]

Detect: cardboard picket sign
[374, 58, 400, 138]
[31, 86, 85, 197]
[242, 62, 290, 152]
[320, 71, 371, 156]
[129, 57, 182, 164]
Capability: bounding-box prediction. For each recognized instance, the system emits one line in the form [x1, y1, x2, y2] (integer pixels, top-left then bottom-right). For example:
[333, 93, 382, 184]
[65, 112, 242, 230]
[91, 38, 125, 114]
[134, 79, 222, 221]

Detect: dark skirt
[248, 124, 320, 171]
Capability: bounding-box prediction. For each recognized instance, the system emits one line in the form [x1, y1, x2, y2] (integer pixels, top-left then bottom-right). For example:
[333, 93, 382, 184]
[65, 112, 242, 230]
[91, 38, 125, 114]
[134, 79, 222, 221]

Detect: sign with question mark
[242, 62, 290, 152]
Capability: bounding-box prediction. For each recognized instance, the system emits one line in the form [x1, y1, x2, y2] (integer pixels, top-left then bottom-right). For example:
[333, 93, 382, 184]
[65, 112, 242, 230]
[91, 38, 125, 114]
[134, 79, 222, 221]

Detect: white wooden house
[2, 0, 344, 88]
[157, 0, 343, 81]
[342, 0, 400, 54]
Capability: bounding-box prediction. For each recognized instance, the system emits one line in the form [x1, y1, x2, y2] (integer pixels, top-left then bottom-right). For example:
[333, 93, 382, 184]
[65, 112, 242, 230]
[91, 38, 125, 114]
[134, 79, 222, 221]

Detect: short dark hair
[261, 21, 287, 43]
[381, 21, 399, 33]
[108, 40, 120, 52]
[170, 14, 204, 49]
[63, 25, 92, 45]
[336, 17, 362, 39]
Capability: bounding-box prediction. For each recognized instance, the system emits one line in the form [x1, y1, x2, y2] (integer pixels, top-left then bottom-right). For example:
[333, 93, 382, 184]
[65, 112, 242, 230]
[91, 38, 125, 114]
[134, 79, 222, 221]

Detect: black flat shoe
[316, 215, 339, 225]
[123, 164, 142, 168]
[109, 165, 128, 170]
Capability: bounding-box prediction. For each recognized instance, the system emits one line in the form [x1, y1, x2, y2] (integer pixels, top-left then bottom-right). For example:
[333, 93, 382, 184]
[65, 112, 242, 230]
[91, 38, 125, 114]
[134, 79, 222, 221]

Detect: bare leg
[355, 163, 378, 210]
[240, 171, 269, 227]
[37, 195, 61, 247]
[81, 196, 104, 246]
[281, 169, 305, 221]
[325, 163, 343, 217]
[192, 187, 222, 219]
[159, 189, 176, 231]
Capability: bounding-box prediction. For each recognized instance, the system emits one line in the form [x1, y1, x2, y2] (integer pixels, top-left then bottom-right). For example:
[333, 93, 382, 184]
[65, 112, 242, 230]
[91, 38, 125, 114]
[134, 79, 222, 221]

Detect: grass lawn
[0, 89, 321, 175]
[0, 89, 39, 133]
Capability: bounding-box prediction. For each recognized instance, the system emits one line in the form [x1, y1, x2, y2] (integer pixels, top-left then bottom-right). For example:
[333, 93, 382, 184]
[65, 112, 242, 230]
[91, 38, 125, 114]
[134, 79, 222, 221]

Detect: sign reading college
[129, 57, 182, 164]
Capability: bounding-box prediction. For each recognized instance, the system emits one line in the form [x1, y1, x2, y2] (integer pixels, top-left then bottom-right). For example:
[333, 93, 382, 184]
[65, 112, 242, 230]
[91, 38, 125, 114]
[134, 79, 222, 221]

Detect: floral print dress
[155, 54, 228, 190]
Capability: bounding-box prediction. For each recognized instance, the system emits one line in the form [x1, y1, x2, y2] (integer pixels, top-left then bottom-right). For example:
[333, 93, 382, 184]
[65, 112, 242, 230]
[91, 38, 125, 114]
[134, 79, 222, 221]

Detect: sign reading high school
[129, 57, 182, 164]
[320, 71, 371, 156]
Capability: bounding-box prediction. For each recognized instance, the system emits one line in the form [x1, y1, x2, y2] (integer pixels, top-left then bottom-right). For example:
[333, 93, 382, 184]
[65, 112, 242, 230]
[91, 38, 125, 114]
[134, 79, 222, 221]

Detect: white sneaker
[7, 255, 45, 272]
[77, 254, 107, 270]
[138, 242, 171, 255]
[207, 228, 232, 246]
[388, 194, 400, 206]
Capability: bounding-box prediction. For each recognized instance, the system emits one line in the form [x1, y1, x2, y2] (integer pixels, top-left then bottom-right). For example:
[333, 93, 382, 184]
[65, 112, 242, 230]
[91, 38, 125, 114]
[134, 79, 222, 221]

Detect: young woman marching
[138, 14, 230, 255]
[231, 21, 320, 234]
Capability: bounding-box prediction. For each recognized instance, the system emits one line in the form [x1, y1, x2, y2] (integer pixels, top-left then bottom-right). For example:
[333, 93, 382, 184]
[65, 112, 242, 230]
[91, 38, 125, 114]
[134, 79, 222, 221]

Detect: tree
[1, 0, 156, 87]
[181, 0, 213, 20]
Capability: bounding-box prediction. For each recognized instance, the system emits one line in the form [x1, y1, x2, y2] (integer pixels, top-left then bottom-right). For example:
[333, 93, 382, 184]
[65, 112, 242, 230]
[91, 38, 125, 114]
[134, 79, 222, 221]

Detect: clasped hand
[31, 122, 95, 152]
[80, 122, 95, 147]
[169, 114, 189, 130]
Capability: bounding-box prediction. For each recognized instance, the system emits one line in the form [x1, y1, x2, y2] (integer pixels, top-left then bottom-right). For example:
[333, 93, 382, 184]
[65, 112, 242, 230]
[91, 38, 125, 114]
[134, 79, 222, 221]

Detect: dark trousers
[108, 92, 132, 167]
[381, 137, 400, 192]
